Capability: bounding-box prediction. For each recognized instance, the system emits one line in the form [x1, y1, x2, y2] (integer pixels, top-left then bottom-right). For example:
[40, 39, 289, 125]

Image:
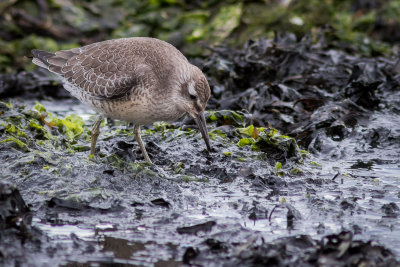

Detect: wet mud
[1, 34, 400, 266]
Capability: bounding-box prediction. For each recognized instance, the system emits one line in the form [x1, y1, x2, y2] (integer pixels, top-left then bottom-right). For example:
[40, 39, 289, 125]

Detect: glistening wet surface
[1, 34, 399, 266]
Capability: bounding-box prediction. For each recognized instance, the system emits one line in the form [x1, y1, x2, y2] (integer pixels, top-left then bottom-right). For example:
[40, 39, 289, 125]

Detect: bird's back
[32, 37, 188, 98]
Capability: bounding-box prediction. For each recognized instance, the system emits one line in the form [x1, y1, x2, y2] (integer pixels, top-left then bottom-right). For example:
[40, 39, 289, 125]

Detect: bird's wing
[32, 40, 157, 99]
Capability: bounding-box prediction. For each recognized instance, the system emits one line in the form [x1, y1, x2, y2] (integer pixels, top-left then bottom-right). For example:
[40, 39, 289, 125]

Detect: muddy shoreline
[1, 35, 400, 266]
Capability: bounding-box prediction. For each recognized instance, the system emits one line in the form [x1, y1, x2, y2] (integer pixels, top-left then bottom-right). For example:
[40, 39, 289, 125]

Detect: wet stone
[177, 221, 216, 235]
[0, 182, 43, 265]
[0, 182, 30, 231]
[381, 203, 400, 218]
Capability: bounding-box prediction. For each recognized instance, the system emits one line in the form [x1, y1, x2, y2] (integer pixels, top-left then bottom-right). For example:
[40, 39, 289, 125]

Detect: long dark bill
[193, 111, 211, 152]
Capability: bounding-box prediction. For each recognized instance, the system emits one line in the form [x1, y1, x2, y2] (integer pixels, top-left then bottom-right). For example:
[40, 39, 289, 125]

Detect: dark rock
[177, 221, 216, 235]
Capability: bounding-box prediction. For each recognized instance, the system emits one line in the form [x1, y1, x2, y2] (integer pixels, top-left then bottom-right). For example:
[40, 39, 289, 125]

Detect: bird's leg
[90, 115, 103, 156]
[133, 125, 152, 164]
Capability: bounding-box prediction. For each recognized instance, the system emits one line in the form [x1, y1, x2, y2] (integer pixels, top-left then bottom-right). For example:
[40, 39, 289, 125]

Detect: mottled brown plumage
[32, 37, 211, 164]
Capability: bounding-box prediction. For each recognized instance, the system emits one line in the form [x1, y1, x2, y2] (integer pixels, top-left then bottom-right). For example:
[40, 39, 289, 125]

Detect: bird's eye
[189, 94, 197, 101]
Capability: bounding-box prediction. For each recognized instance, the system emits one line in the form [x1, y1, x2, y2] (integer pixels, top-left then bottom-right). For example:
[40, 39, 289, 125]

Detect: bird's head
[179, 65, 211, 151]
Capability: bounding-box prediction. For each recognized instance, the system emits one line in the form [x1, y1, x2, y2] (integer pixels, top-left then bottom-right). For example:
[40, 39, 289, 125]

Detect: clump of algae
[0, 101, 86, 153]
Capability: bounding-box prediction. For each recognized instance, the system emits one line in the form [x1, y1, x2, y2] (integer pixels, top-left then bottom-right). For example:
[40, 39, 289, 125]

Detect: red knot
[32, 37, 211, 164]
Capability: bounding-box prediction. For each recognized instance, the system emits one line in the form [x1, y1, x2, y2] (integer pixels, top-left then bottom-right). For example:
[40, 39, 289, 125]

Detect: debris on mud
[0, 182, 42, 265]
[187, 232, 399, 267]
[1, 32, 399, 265]
[200, 33, 399, 151]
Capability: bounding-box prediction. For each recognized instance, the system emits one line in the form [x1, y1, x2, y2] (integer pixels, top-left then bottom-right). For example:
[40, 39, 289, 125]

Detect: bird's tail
[31, 49, 55, 69]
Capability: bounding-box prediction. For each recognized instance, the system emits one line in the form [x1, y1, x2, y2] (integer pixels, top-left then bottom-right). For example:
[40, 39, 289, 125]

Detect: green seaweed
[207, 110, 244, 127]
[5, 124, 29, 139]
[238, 125, 257, 137]
[208, 129, 227, 140]
[28, 120, 43, 130]
[274, 162, 282, 170]
[28, 119, 53, 140]
[204, 3, 242, 45]
[183, 175, 209, 183]
[1, 136, 29, 151]
[290, 167, 303, 175]
[34, 102, 46, 113]
[51, 114, 85, 140]
[236, 125, 302, 161]
[1, 0, 398, 73]
[0, 101, 309, 185]
[237, 138, 254, 147]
